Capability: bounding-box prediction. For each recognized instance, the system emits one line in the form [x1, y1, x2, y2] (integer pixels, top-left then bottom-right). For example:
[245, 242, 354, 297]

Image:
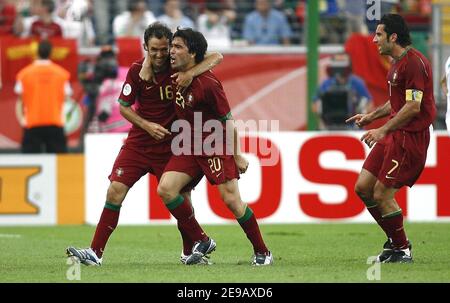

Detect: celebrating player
[157, 28, 273, 266]
[346, 14, 436, 263]
[66, 22, 223, 266]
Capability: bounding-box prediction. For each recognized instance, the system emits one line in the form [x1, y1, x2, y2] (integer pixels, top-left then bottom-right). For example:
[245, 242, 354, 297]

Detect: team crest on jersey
[123, 84, 132, 96]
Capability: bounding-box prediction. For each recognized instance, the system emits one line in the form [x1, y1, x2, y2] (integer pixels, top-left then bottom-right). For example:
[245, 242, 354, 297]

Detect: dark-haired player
[67, 22, 223, 266]
[157, 28, 273, 266]
[346, 14, 436, 263]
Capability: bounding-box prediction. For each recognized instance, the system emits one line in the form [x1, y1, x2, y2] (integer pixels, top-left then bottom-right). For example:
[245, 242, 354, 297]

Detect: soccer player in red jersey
[157, 28, 273, 266]
[346, 14, 436, 263]
[66, 22, 223, 266]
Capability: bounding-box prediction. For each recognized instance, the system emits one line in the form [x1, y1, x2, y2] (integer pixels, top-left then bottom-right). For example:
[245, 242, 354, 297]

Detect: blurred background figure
[312, 53, 373, 130]
[113, 0, 156, 39]
[14, 40, 72, 153]
[197, 1, 235, 49]
[157, 0, 194, 33]
[14, 0, 67, 39]
[56, 0, 96, 47]
[341, 0, 368, 41]
[88, 65, 131, 134]
[92, 0, 127, 45]
[0, 0, 17, 35]
[78, 46, 121, 136]
[242, 0, 292, 45]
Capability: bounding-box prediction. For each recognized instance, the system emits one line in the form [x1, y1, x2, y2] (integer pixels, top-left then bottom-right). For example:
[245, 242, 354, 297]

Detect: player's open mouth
[170, 56, 175, 64]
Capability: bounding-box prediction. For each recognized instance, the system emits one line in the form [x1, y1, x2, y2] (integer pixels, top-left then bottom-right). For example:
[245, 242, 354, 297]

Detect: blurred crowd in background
[0, 0, 432, 48]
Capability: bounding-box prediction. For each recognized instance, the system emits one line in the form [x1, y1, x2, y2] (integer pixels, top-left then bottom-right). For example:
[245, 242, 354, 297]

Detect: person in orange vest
[15, 39, 72, 153]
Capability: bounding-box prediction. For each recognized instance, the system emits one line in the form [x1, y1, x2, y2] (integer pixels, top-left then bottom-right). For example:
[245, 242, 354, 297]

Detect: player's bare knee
[157, 182, 176, 202]
[106, 183, 127, 205]
[221, 192, 241, 214]
[354, 183, 372, 200]
[372, 189, 386, 204]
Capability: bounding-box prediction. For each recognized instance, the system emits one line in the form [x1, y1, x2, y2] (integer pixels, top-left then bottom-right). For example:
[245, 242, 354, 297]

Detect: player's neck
[185, 61, 196, 72]
[392, 45, 411, 61]
[154, 64, 169, 74]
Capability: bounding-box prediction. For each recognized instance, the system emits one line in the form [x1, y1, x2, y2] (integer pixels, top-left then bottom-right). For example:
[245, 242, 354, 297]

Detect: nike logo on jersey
[145, 85, 154, 90]
[215, 172, 223, 178]
[385, 175, 395, 179]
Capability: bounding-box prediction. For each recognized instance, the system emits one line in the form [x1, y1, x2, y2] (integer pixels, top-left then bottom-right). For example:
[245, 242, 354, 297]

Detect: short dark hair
[128, 0, 146, 12]
[173, 27, 207, 63]
[378, 14, 411, 47]
[38, 40, 52, 59]
[41, 0, 55, 13]
[143, 22, 173, 47]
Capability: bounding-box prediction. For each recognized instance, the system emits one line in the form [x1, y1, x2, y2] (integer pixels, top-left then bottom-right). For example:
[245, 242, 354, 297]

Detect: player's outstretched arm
[119, 104, 170, 140]
[172, 51, 223, 90]
[346, 100, 391, 127]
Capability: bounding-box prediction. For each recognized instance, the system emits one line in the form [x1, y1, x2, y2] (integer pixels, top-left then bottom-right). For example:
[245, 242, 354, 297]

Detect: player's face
[146, 37, 170, 71]
[373, 24, 393, 56]
[170, 37, 195, 71]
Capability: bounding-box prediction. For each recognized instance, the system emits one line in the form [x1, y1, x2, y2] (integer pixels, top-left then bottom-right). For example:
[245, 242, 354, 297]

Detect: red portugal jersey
[118, 59, 176, 149]
[173, 70, 232, 155]
[387, 47, 436, 131]
[30, 20, 63, 39]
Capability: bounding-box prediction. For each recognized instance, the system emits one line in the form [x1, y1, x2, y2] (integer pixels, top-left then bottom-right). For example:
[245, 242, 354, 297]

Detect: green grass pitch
[1, 223, 449, 283]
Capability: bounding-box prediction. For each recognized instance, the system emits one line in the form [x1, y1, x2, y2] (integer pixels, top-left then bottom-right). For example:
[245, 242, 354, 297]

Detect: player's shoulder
[195, 70, 221, 88]
[405, 48, 429, 69]
[127, 58, 145, 73]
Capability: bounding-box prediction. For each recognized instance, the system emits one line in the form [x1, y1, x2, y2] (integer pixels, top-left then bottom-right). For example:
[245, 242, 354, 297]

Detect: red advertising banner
[0, 35, 78, 84]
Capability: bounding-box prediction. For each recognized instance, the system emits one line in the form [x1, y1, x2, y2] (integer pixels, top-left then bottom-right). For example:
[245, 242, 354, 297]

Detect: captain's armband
[405, 89, 423, 102]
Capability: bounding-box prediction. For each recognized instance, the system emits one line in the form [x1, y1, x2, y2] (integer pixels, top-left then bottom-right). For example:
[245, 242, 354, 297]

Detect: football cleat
[382, 247, 413, 263]
[376, 239, 394, 263]
[376, 239, 412, 263]
[180, 252, 212, 265]
[66, 247, 102, 266]
[252, 251, 273, 266]
[185, 238, 216, 265]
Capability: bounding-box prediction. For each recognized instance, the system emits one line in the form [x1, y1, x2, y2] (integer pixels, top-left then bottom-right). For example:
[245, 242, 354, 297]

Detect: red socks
[167, 195, 208, 243]
[237, 206, 269, 254]
[91, 203, 121, 258]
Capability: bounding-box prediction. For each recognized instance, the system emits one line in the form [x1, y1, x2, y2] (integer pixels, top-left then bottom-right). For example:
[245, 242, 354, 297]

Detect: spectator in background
[242, 0, 292, 45]
[92, 0, 127, 45]
[0, 0, 17, 35]
[312, 53, 373, 130]
[318, 0, 345, 44]
[113, 0, 156, 38]
[15, 0, 67, 39]
[157, 0, 194, 33]
[56, 0, 95, 47]
[89, 66, 131, 133]
[146, 0, 165, 17]
[197, 1, 235, 49]
[341, 0, 368, 40]
[15, 40, 72, 153]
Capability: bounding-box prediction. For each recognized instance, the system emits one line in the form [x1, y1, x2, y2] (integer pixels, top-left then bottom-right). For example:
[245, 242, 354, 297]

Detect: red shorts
[164, 154, 240, 185]
[109, 144, 171, 187]
[362, 129, 430, 188]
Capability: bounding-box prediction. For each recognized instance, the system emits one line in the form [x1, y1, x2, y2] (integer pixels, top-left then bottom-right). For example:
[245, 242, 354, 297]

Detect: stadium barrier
[1, 131, 449, 226]
[0, 154, 84, 225]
